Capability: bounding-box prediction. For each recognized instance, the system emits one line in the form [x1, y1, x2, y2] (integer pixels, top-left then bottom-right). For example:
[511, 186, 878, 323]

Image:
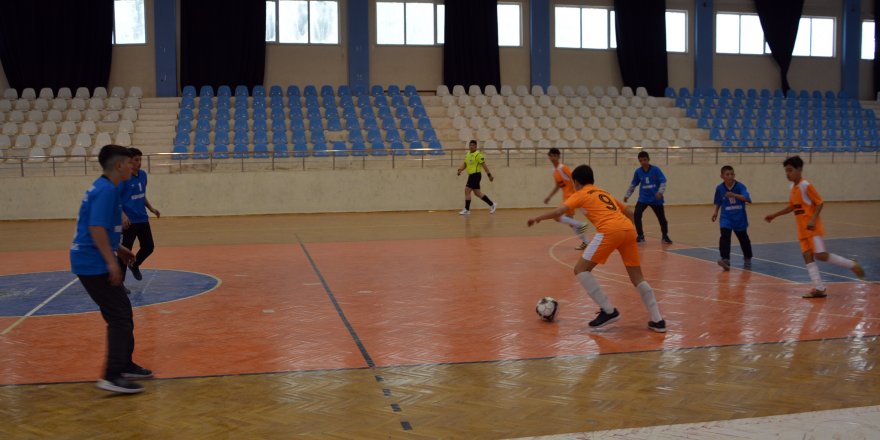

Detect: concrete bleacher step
[129, 97, 179, 153]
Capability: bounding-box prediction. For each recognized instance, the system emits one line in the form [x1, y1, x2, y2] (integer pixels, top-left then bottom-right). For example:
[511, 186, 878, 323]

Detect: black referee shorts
[466, 172, 482, 190]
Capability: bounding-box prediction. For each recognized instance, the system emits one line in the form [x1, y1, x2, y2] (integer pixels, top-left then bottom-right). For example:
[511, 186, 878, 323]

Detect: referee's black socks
[481, 195, 493, 206]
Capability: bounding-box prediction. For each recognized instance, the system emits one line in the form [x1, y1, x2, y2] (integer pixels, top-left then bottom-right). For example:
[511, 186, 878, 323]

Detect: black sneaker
[743, 259, 752, 270]
[97, 377, 144, 394]
[121, 364, 153, 379]
[636, 236, 646, 243]
[662, 236, 673, 244]
[130, 265, 143, 281]
[717, 259, 730, 271]
[588, 308, 620, 328]
[648, 320, 667, 333]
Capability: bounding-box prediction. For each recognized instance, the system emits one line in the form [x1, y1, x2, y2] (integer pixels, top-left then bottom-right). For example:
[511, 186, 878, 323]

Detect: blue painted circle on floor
[0, 269, 220, 317]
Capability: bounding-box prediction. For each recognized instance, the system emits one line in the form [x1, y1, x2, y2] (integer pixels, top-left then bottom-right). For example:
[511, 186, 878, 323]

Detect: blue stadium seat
[268, 141, 287, 157]
[313, 141, 329, 157]
[252, 85, 266, 97]
[287, 85, 301, 98]
[389, 140, 405, 155]
[174, 132, 190, 147]
[214, 130, 230, 145]
[253, 131, 269, 145]
[351, 140, 367, 156]
[213, 143, 229, 159]
[194, 131, 210, 146]
[182, 85, 197, 97]
[303, 85, 318, 97]
[235, 85, 249, 97]
[192, 144, 209, 160]
[199, 85, 214, 97]
[370, 141, 387, 156]
[172, 144, 189, 160]
[409, 141, 425, 155]
[427, 140, 444, 155]
[252, 119, 268, 133]
[371, 85, 384, 96]
[404, 85, 417, 96]
[217, 85, 231, 97]
[321, 85, 334, 97]
[233, 143, 249, 158]
[253, 143, 269, 158]
[293, 141, 309, 157]
[664, 87, 675, 98]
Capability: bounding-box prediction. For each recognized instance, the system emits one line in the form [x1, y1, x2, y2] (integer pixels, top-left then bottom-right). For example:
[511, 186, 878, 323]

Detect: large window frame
[112, 0, 147, 45]
[862, 20, 875, 60]
[715, 12, 835, 58]
[266, 0, 340, 45]
[553, 6, 687, 53]
[376, 2, 523, 47]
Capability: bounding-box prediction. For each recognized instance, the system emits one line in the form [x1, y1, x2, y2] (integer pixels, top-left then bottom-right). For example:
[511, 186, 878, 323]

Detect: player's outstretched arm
[544, 186, 560, 204]
[764, 206, 794, 222]
[528, 206, 569, 227]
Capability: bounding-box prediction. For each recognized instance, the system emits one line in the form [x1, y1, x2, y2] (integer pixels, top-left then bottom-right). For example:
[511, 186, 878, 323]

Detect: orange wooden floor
[2, 226, 877, 385]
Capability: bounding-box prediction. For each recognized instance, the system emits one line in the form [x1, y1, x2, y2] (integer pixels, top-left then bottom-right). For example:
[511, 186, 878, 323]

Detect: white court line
[1, 278, 78, 336]
[715, 247, 867, 283]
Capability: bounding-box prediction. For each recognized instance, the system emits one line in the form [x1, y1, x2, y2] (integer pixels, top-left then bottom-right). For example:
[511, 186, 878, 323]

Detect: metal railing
[1, 146, 878, 178]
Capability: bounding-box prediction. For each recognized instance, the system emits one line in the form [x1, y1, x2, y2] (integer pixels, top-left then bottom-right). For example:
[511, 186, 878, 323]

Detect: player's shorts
[582, 228, 640, 266]
[466, 172, 482, 189]
[798, 234, 827, 254]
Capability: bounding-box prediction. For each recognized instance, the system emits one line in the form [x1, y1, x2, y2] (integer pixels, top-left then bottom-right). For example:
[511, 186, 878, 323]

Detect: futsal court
[1, 202, 879, 439]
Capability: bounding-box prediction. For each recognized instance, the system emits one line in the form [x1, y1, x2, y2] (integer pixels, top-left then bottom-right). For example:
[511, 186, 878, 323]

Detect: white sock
[559, 215, 582, 228]
[576, 271, 614, 313]
[637, 281, 663, 322]
[825, 254, 855, 270]
[806, 262, 826, 291]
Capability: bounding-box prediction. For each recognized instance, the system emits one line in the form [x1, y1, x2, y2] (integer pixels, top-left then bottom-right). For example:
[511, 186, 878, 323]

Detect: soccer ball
[535, 297, 559, 321]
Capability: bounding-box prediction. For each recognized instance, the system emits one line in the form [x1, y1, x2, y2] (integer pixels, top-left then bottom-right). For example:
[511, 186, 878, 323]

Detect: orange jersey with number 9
[563, 184, 634, 233]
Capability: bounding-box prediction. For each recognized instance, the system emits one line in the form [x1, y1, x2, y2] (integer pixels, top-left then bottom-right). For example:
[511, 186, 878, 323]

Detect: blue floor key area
[669, 237, 880, 283]
[0, 269, 220, 317]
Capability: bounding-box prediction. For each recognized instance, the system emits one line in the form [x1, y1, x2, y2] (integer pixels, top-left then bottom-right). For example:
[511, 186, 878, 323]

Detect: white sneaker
[458, 209, 470, 215]
[489, 203, 497, 214]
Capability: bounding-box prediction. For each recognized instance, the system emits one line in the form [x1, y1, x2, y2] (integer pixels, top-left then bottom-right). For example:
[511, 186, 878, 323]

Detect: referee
[456, 139, 497, 215]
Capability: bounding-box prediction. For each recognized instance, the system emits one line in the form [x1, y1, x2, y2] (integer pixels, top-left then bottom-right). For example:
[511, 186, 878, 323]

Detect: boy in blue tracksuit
[711, 165, 753, 270]
[71, 145, 152, 394]
[623, 151, 672, 244]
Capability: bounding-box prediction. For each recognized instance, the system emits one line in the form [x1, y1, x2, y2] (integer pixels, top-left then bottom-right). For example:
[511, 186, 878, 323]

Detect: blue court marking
[669, 237, 879, 283]
[0, 269, 220, 317]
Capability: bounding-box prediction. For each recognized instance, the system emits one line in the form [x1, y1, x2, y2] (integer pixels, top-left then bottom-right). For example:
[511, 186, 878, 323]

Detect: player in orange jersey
[764, 156, 865, 298]
[543, 148, 590, 250]
[529, 164, 666, 332]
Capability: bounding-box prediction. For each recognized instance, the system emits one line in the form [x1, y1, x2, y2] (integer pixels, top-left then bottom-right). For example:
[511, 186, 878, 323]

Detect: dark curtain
[875, 0, 879, 98]
[0, 0, 113, 93]
[613, 0, 668, 97]
[180, 0, 265, 93]
[754, 0, 804, 93]
[442, 0, 500, 91]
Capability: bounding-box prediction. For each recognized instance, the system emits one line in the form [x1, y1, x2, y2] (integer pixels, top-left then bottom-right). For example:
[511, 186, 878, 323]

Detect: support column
[348, 0, 370, 88]
[530, 0, 550, 90]
[840, 0, 861, 99]
[154, 0, 178, 97]
[694, 0, 714, 92]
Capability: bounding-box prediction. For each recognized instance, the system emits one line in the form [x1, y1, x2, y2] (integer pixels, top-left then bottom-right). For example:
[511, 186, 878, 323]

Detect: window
[113, 0, 146, 45]
[716, 13, 834, 57]
[863, 20, 875, 60]
[716, 13, 764, 54]
[266, 1, 339, 44]
[554, 7, 686, 52]
[384, 3, 522, 47]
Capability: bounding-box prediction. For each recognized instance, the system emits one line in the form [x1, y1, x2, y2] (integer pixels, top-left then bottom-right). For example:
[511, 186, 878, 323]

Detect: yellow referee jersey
[464, 150, 485, 174]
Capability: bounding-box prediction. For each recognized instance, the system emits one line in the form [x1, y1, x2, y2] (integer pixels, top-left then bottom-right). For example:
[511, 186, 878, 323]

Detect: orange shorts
[798, 234, 827, 254]
[581, 228, 640, 266]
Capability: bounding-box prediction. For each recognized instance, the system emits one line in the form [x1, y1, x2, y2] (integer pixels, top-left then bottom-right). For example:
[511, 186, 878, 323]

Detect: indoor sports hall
[2, 0, 880, 438]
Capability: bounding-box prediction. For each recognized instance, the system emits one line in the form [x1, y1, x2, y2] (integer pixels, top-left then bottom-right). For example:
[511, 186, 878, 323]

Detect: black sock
[481, 195, 493, 206]
[465, 200, 471, 210]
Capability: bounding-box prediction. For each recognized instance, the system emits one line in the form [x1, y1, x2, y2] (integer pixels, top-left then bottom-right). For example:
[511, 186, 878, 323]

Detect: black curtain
[754, 0, 804, 93]
[0, 0, 113, 93]
[180, 0, 265, 93]
[613, 0, 668, 97]
[442, 0, 500, 91]
[875, 0, 879, 98]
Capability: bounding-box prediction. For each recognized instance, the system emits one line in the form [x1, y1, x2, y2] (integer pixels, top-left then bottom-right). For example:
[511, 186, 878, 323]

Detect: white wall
[3, 161, 879, 220]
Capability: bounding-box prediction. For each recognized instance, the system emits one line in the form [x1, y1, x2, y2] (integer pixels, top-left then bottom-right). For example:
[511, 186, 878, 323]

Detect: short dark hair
[721, 165, 734, 173]
[128, 147, 143, 157]
[783, 155, 804, 169]
[548, 147, 561, 156]
[98, 144, 132, 171]
[468, 139, 477, 145]
[638, 151, 650, 160]
[571, 164, 594, 185]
